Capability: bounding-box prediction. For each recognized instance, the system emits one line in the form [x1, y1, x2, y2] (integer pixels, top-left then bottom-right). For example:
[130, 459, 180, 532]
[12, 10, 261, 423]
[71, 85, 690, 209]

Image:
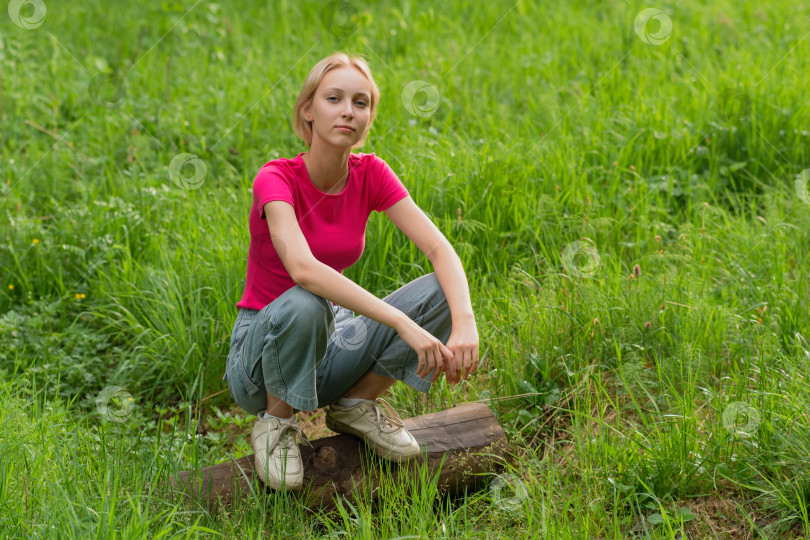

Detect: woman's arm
[296, 261, 409, 330]
[264, 200, 453, 381]
[383, 197, 480, 383]
[430, 247, 475, 324]
[298, 262, 454, 382]
[264, 200, 410, 330]
[382, 197, 475, 319]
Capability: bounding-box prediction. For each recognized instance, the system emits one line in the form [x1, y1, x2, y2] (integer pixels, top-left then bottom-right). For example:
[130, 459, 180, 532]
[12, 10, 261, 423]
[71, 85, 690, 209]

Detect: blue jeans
[223, 273, 452, 414]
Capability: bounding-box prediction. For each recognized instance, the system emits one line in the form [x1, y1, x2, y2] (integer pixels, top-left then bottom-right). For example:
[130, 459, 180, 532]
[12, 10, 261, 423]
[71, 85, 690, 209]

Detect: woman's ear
[302, 102, 313, 122]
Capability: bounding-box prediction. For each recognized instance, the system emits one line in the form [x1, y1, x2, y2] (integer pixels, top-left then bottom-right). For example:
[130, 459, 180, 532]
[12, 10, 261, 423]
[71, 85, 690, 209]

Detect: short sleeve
[254, 164, 294, 219]
[372, 156, 410, 212]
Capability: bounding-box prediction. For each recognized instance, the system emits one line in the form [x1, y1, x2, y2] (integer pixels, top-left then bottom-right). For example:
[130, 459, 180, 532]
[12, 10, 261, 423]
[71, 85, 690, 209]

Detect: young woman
[222, 51, 479, 492]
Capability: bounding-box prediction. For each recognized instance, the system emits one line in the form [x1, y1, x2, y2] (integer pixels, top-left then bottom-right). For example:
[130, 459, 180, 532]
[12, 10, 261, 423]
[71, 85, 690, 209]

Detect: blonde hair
[292, 52, 380, 149]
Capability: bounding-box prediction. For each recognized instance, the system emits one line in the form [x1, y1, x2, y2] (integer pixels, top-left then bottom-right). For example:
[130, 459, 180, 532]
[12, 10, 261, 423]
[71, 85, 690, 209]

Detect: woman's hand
[443, 317, 479, 384]
[396, 319, 455, 383]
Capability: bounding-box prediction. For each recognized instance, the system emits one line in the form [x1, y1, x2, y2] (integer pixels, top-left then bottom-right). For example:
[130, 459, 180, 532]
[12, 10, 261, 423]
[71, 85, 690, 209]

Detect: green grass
[1, 0, 809, 537]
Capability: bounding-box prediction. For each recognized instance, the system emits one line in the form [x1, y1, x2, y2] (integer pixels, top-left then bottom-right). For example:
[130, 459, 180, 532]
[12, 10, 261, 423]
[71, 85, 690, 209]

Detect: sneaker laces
[370, 398, 407, 434]
[266, 420, 313, 456]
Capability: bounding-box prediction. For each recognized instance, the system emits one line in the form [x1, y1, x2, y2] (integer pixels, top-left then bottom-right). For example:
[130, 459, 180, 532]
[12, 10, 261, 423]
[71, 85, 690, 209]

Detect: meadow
[1, 0, 809, 537]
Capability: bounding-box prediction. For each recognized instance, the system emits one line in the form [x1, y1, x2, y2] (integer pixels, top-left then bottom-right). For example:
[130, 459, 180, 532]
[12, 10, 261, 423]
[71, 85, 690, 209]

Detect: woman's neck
[301, 143, 352, 193]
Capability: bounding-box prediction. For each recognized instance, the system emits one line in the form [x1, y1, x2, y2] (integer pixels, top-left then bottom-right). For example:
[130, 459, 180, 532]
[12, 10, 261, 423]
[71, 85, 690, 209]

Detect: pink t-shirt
[236, 151, 410, 310]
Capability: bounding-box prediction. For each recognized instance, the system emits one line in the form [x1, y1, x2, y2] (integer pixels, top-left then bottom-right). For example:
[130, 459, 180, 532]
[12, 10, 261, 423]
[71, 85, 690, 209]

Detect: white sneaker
[251, 413, 311, 491]
[326, 398, 421, 462]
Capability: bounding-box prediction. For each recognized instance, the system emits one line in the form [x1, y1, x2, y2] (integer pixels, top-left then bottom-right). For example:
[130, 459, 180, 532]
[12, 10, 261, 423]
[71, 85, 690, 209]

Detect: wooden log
[159, 402, 508, 512]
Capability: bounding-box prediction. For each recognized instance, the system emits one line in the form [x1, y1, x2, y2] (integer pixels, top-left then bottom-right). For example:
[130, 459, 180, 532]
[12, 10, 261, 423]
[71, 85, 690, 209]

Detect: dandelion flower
[8, 284, 13, 290]
[32, 238, 39, 244]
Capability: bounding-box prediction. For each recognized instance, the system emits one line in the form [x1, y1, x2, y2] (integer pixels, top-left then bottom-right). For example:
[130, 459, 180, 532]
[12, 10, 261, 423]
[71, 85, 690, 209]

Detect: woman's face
[304, 66, 373, 149]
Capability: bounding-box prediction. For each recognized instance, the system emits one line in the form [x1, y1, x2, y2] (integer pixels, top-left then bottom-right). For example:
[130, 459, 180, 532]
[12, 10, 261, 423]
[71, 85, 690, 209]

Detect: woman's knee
[290, 286, 332, 317]
[265, 285, 334, 330]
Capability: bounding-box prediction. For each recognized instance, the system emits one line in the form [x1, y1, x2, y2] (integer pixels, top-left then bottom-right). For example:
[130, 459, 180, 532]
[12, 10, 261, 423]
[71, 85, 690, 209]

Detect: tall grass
[1, 0, 809, 537]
